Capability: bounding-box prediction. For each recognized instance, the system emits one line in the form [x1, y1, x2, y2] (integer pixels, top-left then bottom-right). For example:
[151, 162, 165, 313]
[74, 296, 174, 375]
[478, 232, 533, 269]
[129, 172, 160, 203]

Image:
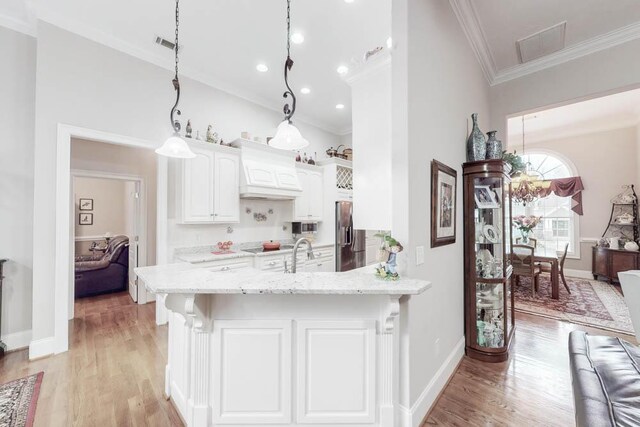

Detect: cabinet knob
[221, 266, 230, 271]
[268, 261, 277, 266]
[214, 213, 218, 217]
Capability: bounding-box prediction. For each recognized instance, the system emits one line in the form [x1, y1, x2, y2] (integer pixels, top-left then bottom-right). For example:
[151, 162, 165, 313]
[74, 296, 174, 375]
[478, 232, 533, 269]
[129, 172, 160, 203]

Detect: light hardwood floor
[0, 292, 182, 426]
[0, 292, 635, 426]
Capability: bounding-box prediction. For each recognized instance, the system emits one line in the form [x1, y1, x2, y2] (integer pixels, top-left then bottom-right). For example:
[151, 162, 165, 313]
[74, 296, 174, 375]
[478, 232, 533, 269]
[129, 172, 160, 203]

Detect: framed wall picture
[431, 160, 457, 247]
[79, 198, 94, 211]
[474, 185, 500, 209]
[79, 213, 93, 225]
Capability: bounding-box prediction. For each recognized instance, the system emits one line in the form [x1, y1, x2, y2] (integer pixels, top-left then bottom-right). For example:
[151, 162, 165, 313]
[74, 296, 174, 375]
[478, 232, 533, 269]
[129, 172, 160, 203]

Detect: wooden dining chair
[515, 237, 537, 248]
[540, 243, 571, 294]
[511, 244, 542, 297]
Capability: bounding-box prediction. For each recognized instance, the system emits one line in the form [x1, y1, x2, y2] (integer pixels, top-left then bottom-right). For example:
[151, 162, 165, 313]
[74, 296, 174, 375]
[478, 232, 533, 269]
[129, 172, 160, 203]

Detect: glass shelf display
[463, 160, 514, 362]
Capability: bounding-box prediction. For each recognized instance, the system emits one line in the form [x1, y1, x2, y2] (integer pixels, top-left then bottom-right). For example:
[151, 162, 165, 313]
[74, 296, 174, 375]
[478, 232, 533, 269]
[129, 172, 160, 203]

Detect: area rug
[0, 372, 43, 427]
[514, 275, 635, 336]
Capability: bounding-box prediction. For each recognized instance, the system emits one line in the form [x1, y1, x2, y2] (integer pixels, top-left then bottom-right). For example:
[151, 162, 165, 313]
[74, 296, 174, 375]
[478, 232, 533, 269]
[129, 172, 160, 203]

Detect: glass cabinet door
[472, 176, 506, 349]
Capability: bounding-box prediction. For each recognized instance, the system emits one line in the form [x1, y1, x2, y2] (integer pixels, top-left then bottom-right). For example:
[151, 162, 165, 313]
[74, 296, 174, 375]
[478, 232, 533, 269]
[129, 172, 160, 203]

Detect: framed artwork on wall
[431, 160, 457, 247]
[79, 198, 94, 211]
[79, 213, 93, 225]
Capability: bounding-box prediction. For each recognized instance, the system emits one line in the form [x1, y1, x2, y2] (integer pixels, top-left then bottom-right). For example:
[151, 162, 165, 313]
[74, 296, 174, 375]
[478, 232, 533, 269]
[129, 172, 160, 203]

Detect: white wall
[490, 38, 640, 142]
[74, 177, 127, 239]
[0, 26, 36, 349]
[392, 0, 490, 420]
[31, 22, 340, 345]
[71, 138, 157, 265]
[509, 127, 638, 271]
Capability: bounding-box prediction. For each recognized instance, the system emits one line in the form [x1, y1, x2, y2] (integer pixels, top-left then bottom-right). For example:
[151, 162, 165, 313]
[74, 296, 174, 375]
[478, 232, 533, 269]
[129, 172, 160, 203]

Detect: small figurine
[219, 138, 226, 146]
[206, 125, 215, 143]
[196, 130, 203, 141]
[212, 132, 220, 144]
[374, 234, 404, 280]
[302, 152, 308, 163]
[295, 151, 301, 162]
[185, 120, 193, 138]
[307, 152, 316, 165]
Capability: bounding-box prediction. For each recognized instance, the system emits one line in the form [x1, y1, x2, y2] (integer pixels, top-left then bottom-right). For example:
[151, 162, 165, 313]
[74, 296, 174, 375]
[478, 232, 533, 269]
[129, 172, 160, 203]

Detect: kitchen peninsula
[136, 263, 430, 427]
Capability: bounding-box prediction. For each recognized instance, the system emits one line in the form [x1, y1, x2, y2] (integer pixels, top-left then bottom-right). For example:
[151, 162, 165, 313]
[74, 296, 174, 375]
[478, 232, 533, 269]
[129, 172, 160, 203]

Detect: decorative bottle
[485, 131, 502, 159]
[466, 113, 486, 161]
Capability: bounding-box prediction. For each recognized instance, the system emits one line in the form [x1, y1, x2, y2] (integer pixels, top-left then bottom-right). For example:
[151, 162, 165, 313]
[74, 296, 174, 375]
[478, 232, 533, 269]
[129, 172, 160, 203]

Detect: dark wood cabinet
[592, 247, 640, 283]
[463, 160, 514, 363]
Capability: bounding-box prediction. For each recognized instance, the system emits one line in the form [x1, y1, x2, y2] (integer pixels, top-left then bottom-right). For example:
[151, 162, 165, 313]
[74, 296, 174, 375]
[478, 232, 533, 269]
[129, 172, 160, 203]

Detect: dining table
[510, 246, 560, 299]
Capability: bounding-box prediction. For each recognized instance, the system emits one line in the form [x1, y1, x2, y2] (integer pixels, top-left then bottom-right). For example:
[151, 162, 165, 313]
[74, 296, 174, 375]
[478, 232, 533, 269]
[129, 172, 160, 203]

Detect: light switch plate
[416, 246, 425, 265]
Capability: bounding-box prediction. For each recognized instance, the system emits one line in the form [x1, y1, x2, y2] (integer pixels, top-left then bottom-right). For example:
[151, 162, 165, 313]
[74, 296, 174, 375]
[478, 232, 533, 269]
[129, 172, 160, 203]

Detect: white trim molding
[405, 337, 465, 427]
[31, 123, 168, 359]
[29, 337, 54, 360]
[564, 269, 594, 280]
[449, 0, 640, 86]
[3, 329, 32, 351]
[448, 0, 497, 84]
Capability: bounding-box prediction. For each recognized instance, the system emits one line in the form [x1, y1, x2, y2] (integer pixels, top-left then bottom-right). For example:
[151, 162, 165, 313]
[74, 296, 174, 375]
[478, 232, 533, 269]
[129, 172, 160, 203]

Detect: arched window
[513, 152, 579, 257]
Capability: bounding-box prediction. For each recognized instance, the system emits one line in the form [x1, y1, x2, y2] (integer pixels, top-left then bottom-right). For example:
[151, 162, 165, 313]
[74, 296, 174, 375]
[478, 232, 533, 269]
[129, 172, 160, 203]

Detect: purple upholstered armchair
[74, 235, 129, 298]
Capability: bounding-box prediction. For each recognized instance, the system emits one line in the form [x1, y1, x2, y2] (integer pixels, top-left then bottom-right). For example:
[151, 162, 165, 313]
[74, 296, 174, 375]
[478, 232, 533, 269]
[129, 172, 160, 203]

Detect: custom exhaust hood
[230, 139, 302, 200]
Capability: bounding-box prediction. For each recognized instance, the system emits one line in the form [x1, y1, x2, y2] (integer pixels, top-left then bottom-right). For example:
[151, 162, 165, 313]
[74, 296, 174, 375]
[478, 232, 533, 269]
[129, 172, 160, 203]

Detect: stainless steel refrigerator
[335, 201, 366, 272]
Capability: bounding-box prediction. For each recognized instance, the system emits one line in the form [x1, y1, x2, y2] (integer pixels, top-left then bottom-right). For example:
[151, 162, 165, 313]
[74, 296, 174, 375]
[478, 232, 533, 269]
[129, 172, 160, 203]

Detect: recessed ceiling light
[291, 32, 305, 44]
[344, 0, 355, 3]
[336, 65, 349, 75]
[336, 104, 345, 110]
[386, 37, 393, 49]
[300, 87, 311, 94]
[256, 63, 269, 72]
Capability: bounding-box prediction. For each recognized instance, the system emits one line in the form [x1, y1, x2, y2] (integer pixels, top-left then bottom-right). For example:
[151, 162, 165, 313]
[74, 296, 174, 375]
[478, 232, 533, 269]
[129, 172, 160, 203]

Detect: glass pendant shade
[269, 120, 309, 150]
[155, 133, 196, 159]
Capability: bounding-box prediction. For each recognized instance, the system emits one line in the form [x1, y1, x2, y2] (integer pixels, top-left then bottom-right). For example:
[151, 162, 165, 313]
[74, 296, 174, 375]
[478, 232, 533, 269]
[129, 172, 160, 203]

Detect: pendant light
[269, 0, 310, 150]
[512, 115, 548, 206]
[155, 0, 196, 159]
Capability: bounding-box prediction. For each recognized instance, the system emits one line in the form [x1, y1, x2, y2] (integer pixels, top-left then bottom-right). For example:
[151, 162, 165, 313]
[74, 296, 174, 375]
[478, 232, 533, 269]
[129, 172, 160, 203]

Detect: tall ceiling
[452, 0, 640, 85]
[507, 88, 640, 145]
[1, 0, 392, 135]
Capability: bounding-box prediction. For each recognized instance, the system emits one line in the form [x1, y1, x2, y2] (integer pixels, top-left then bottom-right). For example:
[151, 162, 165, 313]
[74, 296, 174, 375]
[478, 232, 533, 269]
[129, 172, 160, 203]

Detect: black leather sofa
[568, 331, 640, 427]
[74, 235, 129, 298]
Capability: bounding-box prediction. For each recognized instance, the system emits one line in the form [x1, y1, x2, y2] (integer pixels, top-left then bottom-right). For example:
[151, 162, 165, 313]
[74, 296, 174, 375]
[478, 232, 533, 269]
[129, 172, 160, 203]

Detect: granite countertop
[174, 242, 336, 263]
[135, 263, 430, 296]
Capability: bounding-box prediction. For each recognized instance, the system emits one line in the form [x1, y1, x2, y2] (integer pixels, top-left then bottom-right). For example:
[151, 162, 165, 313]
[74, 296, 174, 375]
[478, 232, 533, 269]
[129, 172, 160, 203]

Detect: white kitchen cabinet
[178, 144, 240, 224]
[213, 152, 240, 223]
[293, 167, 323, 221]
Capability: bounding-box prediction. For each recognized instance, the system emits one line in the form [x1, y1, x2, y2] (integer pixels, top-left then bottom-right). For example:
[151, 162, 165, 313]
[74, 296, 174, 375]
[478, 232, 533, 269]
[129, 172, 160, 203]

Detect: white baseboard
[409, 336, 465, 426]
[2, 329, 32, 351]
[29, 337, 55, 360]
[563, 268, 593, 280]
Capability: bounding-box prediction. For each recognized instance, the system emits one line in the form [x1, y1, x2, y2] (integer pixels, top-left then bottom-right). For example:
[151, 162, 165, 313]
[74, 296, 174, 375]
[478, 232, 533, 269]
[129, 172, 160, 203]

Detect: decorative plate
[483, 224, 500, 243]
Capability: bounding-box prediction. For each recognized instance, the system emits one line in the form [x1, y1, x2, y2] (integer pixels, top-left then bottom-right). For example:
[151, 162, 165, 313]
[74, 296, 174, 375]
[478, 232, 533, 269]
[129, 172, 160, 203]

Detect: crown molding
[448, 0, 497, 84]
[34, 11, 344, 136]
[493, 21, 640, 85]
[0, 13, 36, 37]
[449, 0, 640, 87]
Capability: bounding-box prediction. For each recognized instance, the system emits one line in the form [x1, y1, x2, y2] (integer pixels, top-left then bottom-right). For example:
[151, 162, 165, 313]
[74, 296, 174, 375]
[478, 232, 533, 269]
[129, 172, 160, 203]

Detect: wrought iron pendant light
[155, 0, 196, 159]
[512, 115, 547, 206]
[269, 0, 310, 150]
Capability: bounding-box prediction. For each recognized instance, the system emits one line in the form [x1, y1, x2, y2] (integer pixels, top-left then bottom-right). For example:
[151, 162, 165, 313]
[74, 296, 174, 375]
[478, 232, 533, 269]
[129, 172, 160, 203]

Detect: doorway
[71, 172, 146, 313]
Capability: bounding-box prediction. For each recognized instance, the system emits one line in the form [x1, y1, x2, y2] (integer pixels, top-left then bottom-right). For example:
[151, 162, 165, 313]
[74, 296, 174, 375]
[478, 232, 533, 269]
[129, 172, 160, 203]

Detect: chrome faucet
[291, 238, 315, 273]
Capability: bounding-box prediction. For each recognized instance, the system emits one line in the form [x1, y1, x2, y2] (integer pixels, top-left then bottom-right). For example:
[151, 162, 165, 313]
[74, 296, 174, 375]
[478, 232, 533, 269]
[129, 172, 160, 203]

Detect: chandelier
[269, 0, 310, 150]
[511, 116, 548, 206]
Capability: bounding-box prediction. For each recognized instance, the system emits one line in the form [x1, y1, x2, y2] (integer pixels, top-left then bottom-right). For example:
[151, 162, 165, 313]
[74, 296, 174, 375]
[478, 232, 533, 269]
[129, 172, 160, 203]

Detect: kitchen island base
[164, 292, 408, 427]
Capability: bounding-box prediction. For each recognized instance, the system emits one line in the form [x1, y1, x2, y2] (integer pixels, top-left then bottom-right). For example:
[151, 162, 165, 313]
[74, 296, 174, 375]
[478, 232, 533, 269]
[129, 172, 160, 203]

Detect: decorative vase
[466, 113, 486, 161]
[519, 230, 529, 244]
[486, 131, 502, 159]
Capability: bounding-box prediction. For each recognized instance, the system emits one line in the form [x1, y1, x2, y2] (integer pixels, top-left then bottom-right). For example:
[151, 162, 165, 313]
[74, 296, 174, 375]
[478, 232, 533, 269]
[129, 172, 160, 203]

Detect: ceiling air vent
[516, 21, 566, 64]
[155, 36, 176, 50]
